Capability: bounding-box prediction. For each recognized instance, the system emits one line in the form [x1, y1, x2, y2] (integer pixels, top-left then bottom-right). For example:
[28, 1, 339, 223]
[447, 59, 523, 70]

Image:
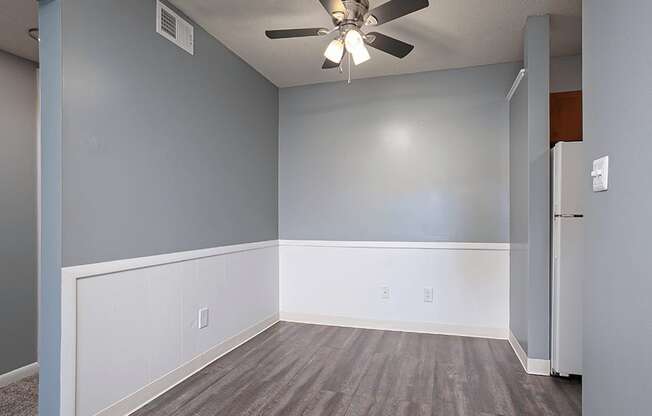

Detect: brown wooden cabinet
[550, 91, 583, 146]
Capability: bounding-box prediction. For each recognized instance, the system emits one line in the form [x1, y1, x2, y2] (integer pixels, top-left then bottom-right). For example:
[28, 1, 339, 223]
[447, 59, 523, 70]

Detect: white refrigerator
[551, 141, 584, 377]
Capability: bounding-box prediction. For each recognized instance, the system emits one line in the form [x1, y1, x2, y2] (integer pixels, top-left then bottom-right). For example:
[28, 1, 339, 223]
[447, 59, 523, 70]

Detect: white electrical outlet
[424, 287, 434, 303]
[381, 286, 390, 299]
[198, 308, 209, 329]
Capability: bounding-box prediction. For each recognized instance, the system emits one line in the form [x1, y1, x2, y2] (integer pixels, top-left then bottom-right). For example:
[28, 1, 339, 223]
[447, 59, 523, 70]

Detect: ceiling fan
[265, 0, 429, 70]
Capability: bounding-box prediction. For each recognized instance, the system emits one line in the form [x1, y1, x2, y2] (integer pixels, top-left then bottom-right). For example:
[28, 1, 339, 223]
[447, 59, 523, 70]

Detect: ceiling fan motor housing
[336, 0, 370, 26]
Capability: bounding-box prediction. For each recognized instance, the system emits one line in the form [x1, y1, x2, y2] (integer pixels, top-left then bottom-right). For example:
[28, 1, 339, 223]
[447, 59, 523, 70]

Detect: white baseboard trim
[508, 330, 550, 376]
[280, 312, 508, 340]
[94, 313, 279, 416]
[508, 331, 529, 372]
[0, 362, 38, 388]
[279, 239, 510, 251]
[527, 358, 552, 376]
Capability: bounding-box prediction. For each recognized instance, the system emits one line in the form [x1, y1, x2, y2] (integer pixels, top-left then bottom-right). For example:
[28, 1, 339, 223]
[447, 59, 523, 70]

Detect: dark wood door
[550, 91, 582, 146]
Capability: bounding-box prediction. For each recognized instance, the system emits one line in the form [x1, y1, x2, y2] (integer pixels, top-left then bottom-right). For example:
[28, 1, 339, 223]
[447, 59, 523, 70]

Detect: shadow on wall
[283, 65, 511, 117]
[550, 14, 582, 57]
[0, 49, 38, 381]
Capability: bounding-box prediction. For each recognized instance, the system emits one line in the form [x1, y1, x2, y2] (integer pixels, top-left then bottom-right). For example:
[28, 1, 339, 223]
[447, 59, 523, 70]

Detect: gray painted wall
[583, 1, 652, 414]
[550, 55, 582, 93]
[0, 50, 37, 376]
[525, 15, 551, 361]
[509, 76, 529, 353]
[38, 0, 63, 413]
[508, 15, 550, 360]
[279, 63, 518, 243]
[61, 0, 279, 266]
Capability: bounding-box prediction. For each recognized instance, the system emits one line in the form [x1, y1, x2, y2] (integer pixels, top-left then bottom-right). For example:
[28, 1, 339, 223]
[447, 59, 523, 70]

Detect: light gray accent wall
[525, 15, 551, 361]
[583, 1, 652, 414]
[550, 55, 582, 93]
[0, 50, 37, 375]
[509, 77, 529, 353]
[279, 63, 518, 243]
[61, 0, 279, 266]
[508, 15, 550, 360]
[38, 0, 63, 414]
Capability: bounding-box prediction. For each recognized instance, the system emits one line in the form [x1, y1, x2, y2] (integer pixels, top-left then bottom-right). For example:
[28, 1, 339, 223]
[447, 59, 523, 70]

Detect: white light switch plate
[592, 156, 609, 192]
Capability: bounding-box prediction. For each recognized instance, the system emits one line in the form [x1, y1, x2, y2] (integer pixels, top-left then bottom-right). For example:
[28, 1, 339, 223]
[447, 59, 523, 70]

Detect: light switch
[591, 156, 609, 192]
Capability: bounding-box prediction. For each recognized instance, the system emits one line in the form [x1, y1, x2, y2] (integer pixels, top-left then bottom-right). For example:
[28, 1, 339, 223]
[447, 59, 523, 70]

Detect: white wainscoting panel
[66, 241, 279, 416]
[63, 239, 511, 415]
[279, 240, 510, 339]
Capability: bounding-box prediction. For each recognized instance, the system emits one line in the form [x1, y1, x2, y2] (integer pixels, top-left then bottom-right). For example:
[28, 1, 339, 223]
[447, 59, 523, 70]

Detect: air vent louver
[160, 7, 177, 38]
[156, 1, 194, 55]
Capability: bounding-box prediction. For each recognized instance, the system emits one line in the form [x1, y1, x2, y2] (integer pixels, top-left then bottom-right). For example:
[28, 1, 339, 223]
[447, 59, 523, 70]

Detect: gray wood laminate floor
[132, 322, 581, 416]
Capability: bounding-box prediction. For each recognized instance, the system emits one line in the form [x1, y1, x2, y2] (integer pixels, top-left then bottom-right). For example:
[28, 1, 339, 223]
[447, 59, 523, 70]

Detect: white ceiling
[0, 0, 38, 62]
[171, 0, 581, 88]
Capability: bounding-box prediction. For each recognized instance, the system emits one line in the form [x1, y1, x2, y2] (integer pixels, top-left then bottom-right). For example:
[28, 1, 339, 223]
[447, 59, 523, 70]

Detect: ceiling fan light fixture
[324, 39, 345, 64]
[351, 46, 371, 65]
[344, 29, 370, 65]
[264, 0, 428, 74]
[365, 15, 378, 26]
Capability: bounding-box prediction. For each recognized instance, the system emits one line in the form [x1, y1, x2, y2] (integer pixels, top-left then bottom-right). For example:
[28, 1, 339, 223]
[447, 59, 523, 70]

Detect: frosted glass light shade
[344, 30, 371, 65]
[351, 45, 370, 65]
[324, 39, 345, 63]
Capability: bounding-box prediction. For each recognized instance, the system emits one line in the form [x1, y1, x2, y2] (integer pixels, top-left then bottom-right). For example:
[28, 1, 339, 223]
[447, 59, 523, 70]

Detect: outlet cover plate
[381, 286, 390, 299]
[198, 308, 209, 329]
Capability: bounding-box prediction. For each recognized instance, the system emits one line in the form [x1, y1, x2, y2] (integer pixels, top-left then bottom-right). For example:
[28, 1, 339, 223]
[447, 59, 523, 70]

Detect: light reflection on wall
[381, 123, 412, 151]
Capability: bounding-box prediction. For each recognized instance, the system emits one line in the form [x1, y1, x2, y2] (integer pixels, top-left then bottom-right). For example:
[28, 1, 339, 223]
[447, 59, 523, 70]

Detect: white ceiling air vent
[156, 1, 194, 55]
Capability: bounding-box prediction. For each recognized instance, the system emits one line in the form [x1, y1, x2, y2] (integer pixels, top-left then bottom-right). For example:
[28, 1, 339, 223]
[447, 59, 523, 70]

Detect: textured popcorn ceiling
[171, 0, 581, 87]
